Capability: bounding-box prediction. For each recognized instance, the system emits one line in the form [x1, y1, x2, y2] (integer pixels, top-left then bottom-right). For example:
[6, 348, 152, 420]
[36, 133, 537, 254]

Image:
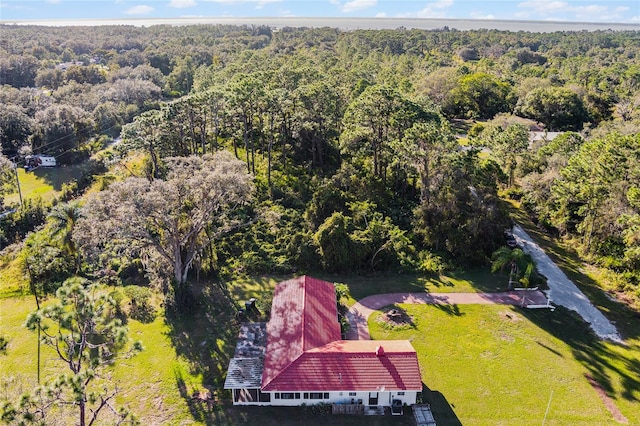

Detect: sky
[0, 0, 638, 24]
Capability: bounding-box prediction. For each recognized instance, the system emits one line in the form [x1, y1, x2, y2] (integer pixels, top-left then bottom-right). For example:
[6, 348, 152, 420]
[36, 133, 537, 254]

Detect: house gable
[261, 276, 341, 390]
[263, 340, 422, 392]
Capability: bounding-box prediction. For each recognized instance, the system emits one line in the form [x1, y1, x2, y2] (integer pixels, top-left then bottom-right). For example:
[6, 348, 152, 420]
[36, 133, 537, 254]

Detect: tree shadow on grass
[421, 383, 462, 426]
[378, 304, 417, 330]
[30, 162, 88, 191]
[432, 303, 464, 317]
[519, 306, 640, 403]
[164, 280, 244, 422]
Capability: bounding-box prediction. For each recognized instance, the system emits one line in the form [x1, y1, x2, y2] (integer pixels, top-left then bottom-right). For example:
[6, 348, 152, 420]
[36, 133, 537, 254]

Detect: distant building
[529, 131, 562, 148]
[224, 276, 422, 408]
[55, 61, 84, 71]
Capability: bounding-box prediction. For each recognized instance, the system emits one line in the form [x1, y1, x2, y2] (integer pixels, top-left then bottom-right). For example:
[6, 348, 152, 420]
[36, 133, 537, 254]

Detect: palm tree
[48, 201, 83, 272]
[518, 262, 535, 306]
[491, 247, 533, 290]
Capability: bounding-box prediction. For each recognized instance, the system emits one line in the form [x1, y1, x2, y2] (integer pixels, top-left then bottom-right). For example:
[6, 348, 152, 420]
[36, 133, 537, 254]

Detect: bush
[418, 251, 448, 274]
[300, 402, 331, 416]
[333, 282, 350, 301]
[458, 47, 479, 61]
[0, 335, 8, 354]
[0, 198, 49, 245]
[123, 285, 156, 322]
[109, 289, 124, 317]
[502, 186, 524, 201]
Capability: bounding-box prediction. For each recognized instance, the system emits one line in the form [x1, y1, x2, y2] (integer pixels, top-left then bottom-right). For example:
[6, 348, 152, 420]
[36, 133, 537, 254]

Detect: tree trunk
[268, 138, 273, 188]
[420, 158, 431, 203]
[243, 120, 251, 174]
[80, 399, 86, 426]
[508, 262, 517, 290]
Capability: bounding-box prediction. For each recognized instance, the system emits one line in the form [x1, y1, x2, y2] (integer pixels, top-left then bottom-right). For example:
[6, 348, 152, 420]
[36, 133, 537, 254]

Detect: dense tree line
[0, 24, 639, 306]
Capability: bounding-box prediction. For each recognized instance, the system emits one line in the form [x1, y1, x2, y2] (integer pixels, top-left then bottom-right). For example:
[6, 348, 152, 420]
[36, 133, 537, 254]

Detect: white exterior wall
[233, 389, 418, 407]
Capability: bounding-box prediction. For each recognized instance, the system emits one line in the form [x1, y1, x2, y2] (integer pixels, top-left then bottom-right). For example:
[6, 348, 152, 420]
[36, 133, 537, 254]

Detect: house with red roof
[224, 276, 422, 408]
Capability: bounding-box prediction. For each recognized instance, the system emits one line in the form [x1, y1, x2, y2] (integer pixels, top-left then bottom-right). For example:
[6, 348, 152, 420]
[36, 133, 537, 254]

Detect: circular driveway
[346, 290, 548, 340]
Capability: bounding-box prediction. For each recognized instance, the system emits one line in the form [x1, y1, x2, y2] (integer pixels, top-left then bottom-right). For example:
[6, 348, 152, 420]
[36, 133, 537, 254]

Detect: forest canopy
[0, 23, 639, 306]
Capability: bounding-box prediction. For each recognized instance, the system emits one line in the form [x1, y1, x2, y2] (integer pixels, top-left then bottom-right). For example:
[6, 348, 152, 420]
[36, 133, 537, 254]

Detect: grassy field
[370, 304, 640, 425]
[4, 164, 87, 205]
[0, 285, 416, 425]
[2, 268, 639, 424]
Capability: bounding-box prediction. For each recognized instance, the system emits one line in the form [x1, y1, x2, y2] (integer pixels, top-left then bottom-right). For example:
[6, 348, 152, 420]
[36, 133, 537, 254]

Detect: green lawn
[0, 286, 416, 425]
[4, 164, 86, 205]
[370, 304, 640, 426]
[3, 272, 639, 425]
[0, 249, 27, 298]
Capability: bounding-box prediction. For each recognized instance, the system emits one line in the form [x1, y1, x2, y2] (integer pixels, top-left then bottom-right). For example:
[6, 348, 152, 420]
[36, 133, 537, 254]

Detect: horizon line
[2, 16, 638, 32]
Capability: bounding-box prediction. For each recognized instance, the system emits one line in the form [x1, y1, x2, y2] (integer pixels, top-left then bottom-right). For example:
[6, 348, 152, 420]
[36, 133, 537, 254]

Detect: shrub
[109, 289, 124, 317]
[418, 251, 448, 274]
[502, 186, 524, 201]
[0, 335, 8, 354]
[123, 285, 156, 322]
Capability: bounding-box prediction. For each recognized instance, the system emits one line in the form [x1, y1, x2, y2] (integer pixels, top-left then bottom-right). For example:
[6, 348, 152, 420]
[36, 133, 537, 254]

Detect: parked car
[504, 229, 518, 248]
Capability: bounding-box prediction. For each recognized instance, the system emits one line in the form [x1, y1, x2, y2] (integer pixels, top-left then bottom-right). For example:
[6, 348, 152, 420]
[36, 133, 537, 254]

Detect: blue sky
[0, 0, 638, 23]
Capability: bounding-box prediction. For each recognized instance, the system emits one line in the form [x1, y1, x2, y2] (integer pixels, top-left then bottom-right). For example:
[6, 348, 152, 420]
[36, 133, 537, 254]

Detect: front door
[368, 392, 378, 405]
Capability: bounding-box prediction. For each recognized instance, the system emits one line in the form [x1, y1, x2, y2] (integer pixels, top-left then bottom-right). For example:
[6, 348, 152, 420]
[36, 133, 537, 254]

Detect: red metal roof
[261, 276, 341, 389]
[263, 340, 422, 391]
[261, 276, 421, 392]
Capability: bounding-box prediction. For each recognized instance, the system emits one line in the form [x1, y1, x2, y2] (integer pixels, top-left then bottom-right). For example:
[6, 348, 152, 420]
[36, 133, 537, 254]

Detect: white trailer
[24, 155, 57, 170]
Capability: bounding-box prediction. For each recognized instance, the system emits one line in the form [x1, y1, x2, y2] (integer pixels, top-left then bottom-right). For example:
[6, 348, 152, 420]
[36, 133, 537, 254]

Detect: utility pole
[12, 158, 23, 207]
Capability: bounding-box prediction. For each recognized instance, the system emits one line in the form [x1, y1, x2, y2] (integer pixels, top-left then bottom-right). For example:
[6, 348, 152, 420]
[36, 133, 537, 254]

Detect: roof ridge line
[301, 275, 307, 350]
[262, 275, 308, 391]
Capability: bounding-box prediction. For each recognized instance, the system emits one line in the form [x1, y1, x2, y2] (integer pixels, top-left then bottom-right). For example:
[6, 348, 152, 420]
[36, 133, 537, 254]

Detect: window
[397, 392, 405, 396]
[274, 393, 280, 399]
[259, 391, 271, 402]
[280, 393, 296, 399]
[303, 393, 308, 399]
[295, 393, 301, 399]
[349, 392, 357, 397]
[308, 392, 324, 399]
[324, 393, 329, 399]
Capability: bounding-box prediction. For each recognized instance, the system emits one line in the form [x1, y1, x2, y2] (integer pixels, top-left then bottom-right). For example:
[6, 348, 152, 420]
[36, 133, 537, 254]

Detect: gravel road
[512, 224, 622, 342]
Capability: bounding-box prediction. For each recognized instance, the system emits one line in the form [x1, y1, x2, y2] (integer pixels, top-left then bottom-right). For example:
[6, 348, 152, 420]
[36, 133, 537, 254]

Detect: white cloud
[342, 0, 377, 13]
[331, 0, 377, 13]
[470, 11, 495, 19]
[124, 5, 154, 15]
[203, 0, 282, 7]
[170, 0, 197, 8]
[397, 0, 454, 19]
[278, 9, 296, 17]
[517, 0, 622, 21]
[375, 11, 387, 17]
